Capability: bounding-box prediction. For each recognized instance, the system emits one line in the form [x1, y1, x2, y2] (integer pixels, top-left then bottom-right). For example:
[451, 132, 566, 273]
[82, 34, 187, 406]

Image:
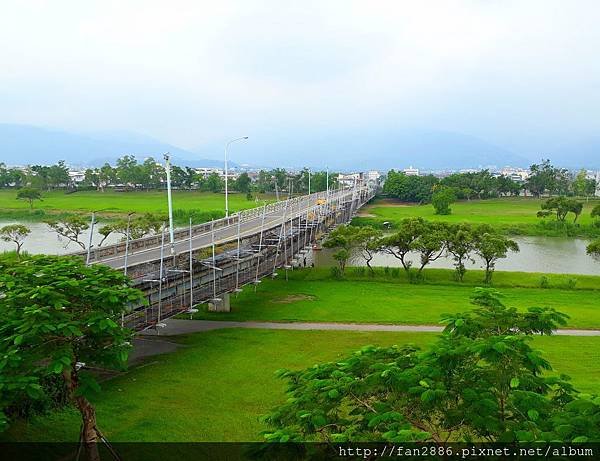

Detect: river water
[2, 220, 599, 276]
[315, 236, 600, 276]
[0, 220, 121, 255]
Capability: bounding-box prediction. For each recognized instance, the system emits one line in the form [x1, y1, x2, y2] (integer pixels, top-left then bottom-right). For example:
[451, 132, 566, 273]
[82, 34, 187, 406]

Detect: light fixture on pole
[224, 137, 249, 217]
[163, 153, 175, 255]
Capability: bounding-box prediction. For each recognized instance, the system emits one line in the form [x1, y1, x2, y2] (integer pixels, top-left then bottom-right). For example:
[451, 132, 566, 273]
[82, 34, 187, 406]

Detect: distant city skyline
[2, 1, 600, 168]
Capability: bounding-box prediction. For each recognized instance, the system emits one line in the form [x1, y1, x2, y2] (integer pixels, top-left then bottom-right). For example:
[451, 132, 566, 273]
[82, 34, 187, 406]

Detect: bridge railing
[74, 188, 358, 263]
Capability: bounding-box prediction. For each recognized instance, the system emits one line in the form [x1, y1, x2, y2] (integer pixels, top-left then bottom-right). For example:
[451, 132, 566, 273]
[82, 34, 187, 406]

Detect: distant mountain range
[0, 124, 226, 168]
[0, 123, 598, 170]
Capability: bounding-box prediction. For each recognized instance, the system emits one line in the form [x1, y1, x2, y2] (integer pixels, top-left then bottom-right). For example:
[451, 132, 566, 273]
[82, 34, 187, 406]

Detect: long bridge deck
[73, 185, 375, 331]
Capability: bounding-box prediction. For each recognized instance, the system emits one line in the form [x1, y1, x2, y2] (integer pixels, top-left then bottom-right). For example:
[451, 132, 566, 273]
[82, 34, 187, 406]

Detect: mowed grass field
[6, 328, 600, 442]
[193, 268, 600, 329]
[0, 189, 276, 218]
[355, 197, 600, 236]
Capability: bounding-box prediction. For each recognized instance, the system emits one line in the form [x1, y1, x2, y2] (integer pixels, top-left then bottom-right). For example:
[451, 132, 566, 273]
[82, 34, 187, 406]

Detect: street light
[164, 153, 175, 255]
[224, 137, 248, 217]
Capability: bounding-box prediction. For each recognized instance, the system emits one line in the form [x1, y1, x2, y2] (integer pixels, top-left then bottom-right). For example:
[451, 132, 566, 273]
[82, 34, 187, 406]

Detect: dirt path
[139, 319, 600, 337]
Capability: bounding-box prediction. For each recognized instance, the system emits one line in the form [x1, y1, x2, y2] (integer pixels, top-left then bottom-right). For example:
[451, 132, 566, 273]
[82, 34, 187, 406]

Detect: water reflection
[315, 236, 599, 276]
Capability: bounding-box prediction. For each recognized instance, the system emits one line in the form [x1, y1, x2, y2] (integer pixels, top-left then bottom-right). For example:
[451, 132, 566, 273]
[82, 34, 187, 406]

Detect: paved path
[140, 319, 600, 337]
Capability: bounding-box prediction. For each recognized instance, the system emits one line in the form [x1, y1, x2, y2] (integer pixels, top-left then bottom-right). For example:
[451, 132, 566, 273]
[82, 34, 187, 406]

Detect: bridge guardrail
[74, 188, 364, 263]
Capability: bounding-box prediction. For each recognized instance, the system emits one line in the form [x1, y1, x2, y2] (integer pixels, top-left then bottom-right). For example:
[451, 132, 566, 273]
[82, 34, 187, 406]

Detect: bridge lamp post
[224, 136, 248, 218]
[86, 208, 110, 266]
[163, 153, 175, 255]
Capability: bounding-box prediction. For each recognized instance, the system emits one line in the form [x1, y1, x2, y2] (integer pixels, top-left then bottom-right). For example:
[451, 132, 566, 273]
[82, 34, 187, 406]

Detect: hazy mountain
[0, 124, 226, 168]
[549, 137, 600, 169]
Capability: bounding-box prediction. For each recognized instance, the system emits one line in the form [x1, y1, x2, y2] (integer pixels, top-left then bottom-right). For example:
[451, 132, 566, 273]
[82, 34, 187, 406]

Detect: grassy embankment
[191, 267, 600, 329]
[5, 328, 600, 442]
[353, 197, 600, 238]
[0, 190, 277, 225]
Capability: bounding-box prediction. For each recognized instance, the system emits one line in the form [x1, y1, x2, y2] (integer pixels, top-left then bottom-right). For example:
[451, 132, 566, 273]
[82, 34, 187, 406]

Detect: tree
[591, 204, 600, 221]
[353, 226, 383, 273]
[383, 171, 438, 203]
[413, 222, 448, 273]
[16, 188, 42, 209]
[473, 228, 519, 283]
[431, 186, 456, 215]
[323, 225, 361, 275]
[572, 169, 596, 198]
[587, 240, 600, 258]
[234, 172, 252, 194]
[537, 197, 583, 223]
[0, 254, 143, 460]
[0, 224, 30, 258]
[98, 213, 164, 246]
[46, 215, 90, 249]
[527, 159, 569, 197]
[264, 289, 587, 444]
[205, 172, 224, 193]
[380, 218, 426, 273]
[47, 160, 71, 189]
[445, 223, 476, 281]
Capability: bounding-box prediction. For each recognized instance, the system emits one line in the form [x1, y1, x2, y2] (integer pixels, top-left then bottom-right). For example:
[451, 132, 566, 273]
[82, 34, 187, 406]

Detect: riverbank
[353, 196, 600, 238]
[188, 267, 600, 329]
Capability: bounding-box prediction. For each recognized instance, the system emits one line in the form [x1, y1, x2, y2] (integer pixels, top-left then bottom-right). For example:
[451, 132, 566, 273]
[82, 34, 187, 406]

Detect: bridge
[75, 185, 375, 331]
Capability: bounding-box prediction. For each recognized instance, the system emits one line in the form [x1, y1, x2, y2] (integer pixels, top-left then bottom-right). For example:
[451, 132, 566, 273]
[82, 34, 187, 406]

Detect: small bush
[566, 278, 578, 289]
[353, 266, 366, 276]
[391, 267, 400, 278]
[330, 266, 343, 279]
[383, 266, 390, 275]
[539, 276, 549, 289]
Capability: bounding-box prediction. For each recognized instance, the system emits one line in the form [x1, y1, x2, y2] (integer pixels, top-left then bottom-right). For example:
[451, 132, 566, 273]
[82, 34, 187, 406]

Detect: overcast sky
[1, 0, 600, 165]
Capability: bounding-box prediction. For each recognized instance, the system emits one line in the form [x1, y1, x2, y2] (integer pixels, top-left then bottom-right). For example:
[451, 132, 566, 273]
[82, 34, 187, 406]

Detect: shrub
[539, 276, 550, 289]
[330, 266, 343, 279]
[566, 278, 578, 289]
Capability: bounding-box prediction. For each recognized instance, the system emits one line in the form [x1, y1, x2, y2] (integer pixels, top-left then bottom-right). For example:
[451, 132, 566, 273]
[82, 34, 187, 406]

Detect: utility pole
[164, 153, 175, 255]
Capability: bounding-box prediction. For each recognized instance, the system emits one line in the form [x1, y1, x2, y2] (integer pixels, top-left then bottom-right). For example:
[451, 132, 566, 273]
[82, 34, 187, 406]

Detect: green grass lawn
[0, 189, 276, 222]
[6, 328, 600, 442]
[193, 268, 600, 329]
[354, 197, 600, 237]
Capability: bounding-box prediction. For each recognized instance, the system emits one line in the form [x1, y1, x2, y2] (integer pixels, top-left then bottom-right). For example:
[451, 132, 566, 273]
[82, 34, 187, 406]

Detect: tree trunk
[63, 368, 100, 461]
[75, 395, 101, 461]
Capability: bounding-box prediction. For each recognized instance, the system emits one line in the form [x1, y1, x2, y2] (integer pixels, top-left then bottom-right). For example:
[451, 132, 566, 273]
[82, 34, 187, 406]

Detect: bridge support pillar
[208, 292, 231, 312]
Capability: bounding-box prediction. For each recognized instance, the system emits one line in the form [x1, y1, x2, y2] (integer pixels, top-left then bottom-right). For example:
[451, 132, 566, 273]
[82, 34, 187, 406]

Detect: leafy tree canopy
[263, 289, 600, 444]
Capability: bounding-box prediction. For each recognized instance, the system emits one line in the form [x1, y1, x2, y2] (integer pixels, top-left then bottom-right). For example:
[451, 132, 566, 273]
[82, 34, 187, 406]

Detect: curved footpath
[140, 319, 600, 337]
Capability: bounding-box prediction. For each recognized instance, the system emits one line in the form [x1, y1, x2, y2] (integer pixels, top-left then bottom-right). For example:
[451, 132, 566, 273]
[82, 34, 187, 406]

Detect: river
[2, 221, 598, 275]
[0, 220, 121, 255]
[314, 236, 600, 276]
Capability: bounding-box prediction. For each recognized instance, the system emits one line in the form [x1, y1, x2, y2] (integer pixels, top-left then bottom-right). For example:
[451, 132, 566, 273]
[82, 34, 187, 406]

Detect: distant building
[403, 166, 419, 176]
[338, 172, 363, 188]
[366, 170, 381, 184]
[500, 167, 529, 182]
[68, 170, 86, 183]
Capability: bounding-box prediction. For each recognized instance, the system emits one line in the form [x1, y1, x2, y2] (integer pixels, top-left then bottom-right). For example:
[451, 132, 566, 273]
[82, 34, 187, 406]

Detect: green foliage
[16, 188, 42, 209]
[431, 186, 457, 215]
[539, 276, 550, 289]
[587, 240, 600, 258]
[0, 254, 144, 435]
[45, 215, 90, 250]
[0, 224, 31, 257]
[263, 289, 598, 443]
[383, 171, 439, 203]
[527, 159, 570, 197]
[537, 197, 584, 223]
[323, 225, 382, 274]
[98, 212, 166, 245]
[473, 228, 520, 283]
